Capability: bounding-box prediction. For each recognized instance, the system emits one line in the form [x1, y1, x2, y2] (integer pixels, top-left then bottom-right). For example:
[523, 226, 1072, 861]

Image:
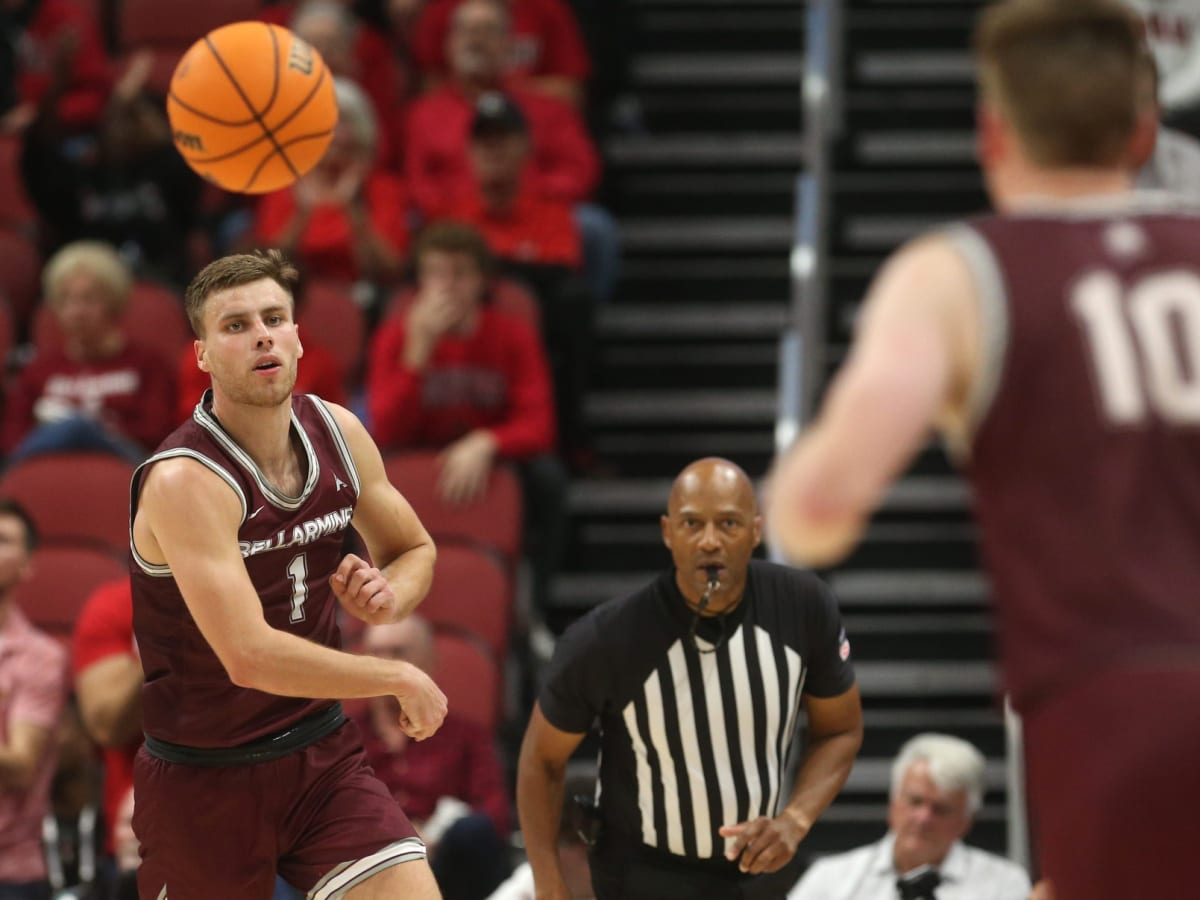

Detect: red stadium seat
[33, 279, 191, 366]
[421, 542, 513, 659]
[0, 229, 42, 334]
[432, 630, 501, 733]
[123, 281, 192, 366]
[14, 544, 127, 644]
[383, 278, 542, 330]
[119, 0, 260, 46]
[298, 281, 365, 389]
[118, 0, 262, 95]
[0, 300, 14, 373]
[0, 136, 36, 235]
[0, 453, 135, 556]
[383, 451, 523, 562]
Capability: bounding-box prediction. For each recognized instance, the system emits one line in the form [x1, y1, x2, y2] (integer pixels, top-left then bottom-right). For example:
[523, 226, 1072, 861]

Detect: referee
[517, 457, 863, 899]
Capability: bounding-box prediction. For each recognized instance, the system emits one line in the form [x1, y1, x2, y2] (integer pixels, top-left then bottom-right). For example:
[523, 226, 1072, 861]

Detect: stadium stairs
[546, 0, 1016, 860]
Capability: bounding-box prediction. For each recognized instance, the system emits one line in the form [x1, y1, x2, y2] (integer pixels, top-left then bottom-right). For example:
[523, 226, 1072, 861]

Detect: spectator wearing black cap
[452, 92, 581, 270]
[405, 0, 598, 215]
[406, 0, 620, 304]
[443, 90, 598, 464]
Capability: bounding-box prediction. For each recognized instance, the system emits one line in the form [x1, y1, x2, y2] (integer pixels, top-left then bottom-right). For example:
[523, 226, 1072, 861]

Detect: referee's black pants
[589, 841, 801, 900]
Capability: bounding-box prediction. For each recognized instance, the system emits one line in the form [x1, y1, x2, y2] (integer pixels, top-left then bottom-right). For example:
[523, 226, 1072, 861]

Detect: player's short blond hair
[184, 249, 299, 337]
[975, 0, 1142, 167]
[42, 241, 133, 317]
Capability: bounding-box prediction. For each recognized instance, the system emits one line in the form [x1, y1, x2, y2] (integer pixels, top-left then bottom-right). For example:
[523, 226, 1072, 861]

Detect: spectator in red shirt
[367, 221, 566, 611]
[451, 92, 581, 269]
[413, 0, 591, 106]
[453, 94, 599, 463]
[2, 241, 177, 463]
[4, 0, 113, 134]
[71, 580, 139, 865]
[71, 579, 303, 900]
[358, 615, 511, 900]
[255, 77, 410, 287]
[284, 0, 413, 171]
[405, 0, 598, 217]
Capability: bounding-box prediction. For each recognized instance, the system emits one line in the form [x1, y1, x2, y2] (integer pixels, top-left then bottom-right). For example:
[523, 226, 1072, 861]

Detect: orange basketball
[167, 22, 338, 195]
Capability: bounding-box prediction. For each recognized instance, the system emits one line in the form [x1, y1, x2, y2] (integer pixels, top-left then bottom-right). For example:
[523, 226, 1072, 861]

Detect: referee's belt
[143, 703, 347, 767]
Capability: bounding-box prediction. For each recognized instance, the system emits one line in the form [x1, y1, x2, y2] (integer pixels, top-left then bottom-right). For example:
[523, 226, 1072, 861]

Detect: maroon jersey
[130, 392, 361, 746]
[953, 196, 1200, 712]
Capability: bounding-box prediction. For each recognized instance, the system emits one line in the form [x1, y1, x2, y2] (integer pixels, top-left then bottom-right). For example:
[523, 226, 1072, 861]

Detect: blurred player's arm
[0, 720, 54, 790]
[517, 702, 588, 900]
[325, 403, 437, 624]
[134, 459, 445, 737]
[769, 235, 979, 566]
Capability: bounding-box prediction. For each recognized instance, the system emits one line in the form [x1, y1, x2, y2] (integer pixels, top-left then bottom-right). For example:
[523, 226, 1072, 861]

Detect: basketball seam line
[176, 66, 333, 165]
[167, 90, 258, 128]
[258, 23, 283, 122]
[202, 34, 299, 190]
[244, 128, 337, 187]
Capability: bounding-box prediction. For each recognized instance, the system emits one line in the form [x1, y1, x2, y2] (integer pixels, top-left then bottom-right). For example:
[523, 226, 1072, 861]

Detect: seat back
[0, 453, 135, 556]
[298, 281, 365, 390]
[383, 451, 523, 562]
[432, 630, 501, 733]
[34, 280, 190, 366]
[0, 136, 36, 235]
[119, 0, 261, 46]
[14, 544, 127, 644]
[421, 542, 512, 659]
[0, 230, 42, 333]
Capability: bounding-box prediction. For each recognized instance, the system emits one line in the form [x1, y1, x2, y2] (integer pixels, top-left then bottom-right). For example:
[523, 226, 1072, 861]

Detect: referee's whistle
[704, 565, 721, 590]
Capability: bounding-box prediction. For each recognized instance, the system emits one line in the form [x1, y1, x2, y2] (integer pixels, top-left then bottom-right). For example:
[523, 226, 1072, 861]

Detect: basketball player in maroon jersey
[129, 250, 447, 899]
[769, 2, 1200, 898]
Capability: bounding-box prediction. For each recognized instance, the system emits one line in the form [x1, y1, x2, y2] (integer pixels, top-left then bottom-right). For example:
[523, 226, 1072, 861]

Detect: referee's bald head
[667, 457, 758, 515]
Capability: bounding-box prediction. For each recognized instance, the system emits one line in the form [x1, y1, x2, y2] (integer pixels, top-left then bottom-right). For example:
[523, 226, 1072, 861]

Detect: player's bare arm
[769, 235, 981, 566]
[326, 402, 437, 625]
[721, 683, 863, 874]
[133, 458, 446, 739]
[516, 703, 588, 900]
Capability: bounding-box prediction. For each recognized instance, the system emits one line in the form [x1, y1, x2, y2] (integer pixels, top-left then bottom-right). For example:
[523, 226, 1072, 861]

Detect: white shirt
[788, 833, 1031, 900]
[487, 863, 535, 900]
[1137, 126, 1200, 202]
[1124, 0, 1200, 111]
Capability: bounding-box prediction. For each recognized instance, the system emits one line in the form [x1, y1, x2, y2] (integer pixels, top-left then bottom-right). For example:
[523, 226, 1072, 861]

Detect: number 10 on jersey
[1072, 270, 1200, 425]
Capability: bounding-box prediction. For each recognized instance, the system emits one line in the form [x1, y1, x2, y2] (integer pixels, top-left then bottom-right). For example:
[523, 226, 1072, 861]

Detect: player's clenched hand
[393, 663, 447, 741]
[719, 813, 807, 874]
[329, 554, 397, 625]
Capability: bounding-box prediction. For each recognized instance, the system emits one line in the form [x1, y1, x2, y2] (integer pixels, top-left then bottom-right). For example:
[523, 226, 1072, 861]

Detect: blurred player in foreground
[769, 2, 1200, 898]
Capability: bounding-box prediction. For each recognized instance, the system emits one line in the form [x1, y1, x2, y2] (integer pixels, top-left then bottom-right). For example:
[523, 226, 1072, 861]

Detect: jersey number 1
[1072, 270, 1200, 425]
[287, 553, 309, 623]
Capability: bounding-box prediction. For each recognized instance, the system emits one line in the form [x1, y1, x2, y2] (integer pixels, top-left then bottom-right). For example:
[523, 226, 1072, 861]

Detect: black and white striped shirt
[540, 561, 855, 864]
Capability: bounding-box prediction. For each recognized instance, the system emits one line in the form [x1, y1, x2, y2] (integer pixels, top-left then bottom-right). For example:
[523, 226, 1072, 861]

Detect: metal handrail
[775, 0, 842, 462]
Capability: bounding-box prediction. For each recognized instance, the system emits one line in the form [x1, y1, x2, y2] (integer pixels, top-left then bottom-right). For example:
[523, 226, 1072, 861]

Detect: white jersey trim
[309, 396, 362, 497]
[192, 392, 320, 511]
[307, 837, 427, 899]
[130, 448, 249, 576]
[943, 224, 1010, 457]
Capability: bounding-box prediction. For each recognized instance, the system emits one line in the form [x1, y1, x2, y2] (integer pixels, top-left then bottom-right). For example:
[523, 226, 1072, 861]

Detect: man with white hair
[788, 734, 1030, 900]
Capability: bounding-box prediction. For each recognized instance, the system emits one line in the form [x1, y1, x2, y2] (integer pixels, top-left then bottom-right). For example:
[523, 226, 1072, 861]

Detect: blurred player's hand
[719, 812, 808, 874]
[393, 663, 447, 741]
[329, 553, 399, 625]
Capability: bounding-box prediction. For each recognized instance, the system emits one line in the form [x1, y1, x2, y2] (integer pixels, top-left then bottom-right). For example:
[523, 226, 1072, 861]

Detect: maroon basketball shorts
[132, 720, 424, 899]
[1023, 663, 1200, 900]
